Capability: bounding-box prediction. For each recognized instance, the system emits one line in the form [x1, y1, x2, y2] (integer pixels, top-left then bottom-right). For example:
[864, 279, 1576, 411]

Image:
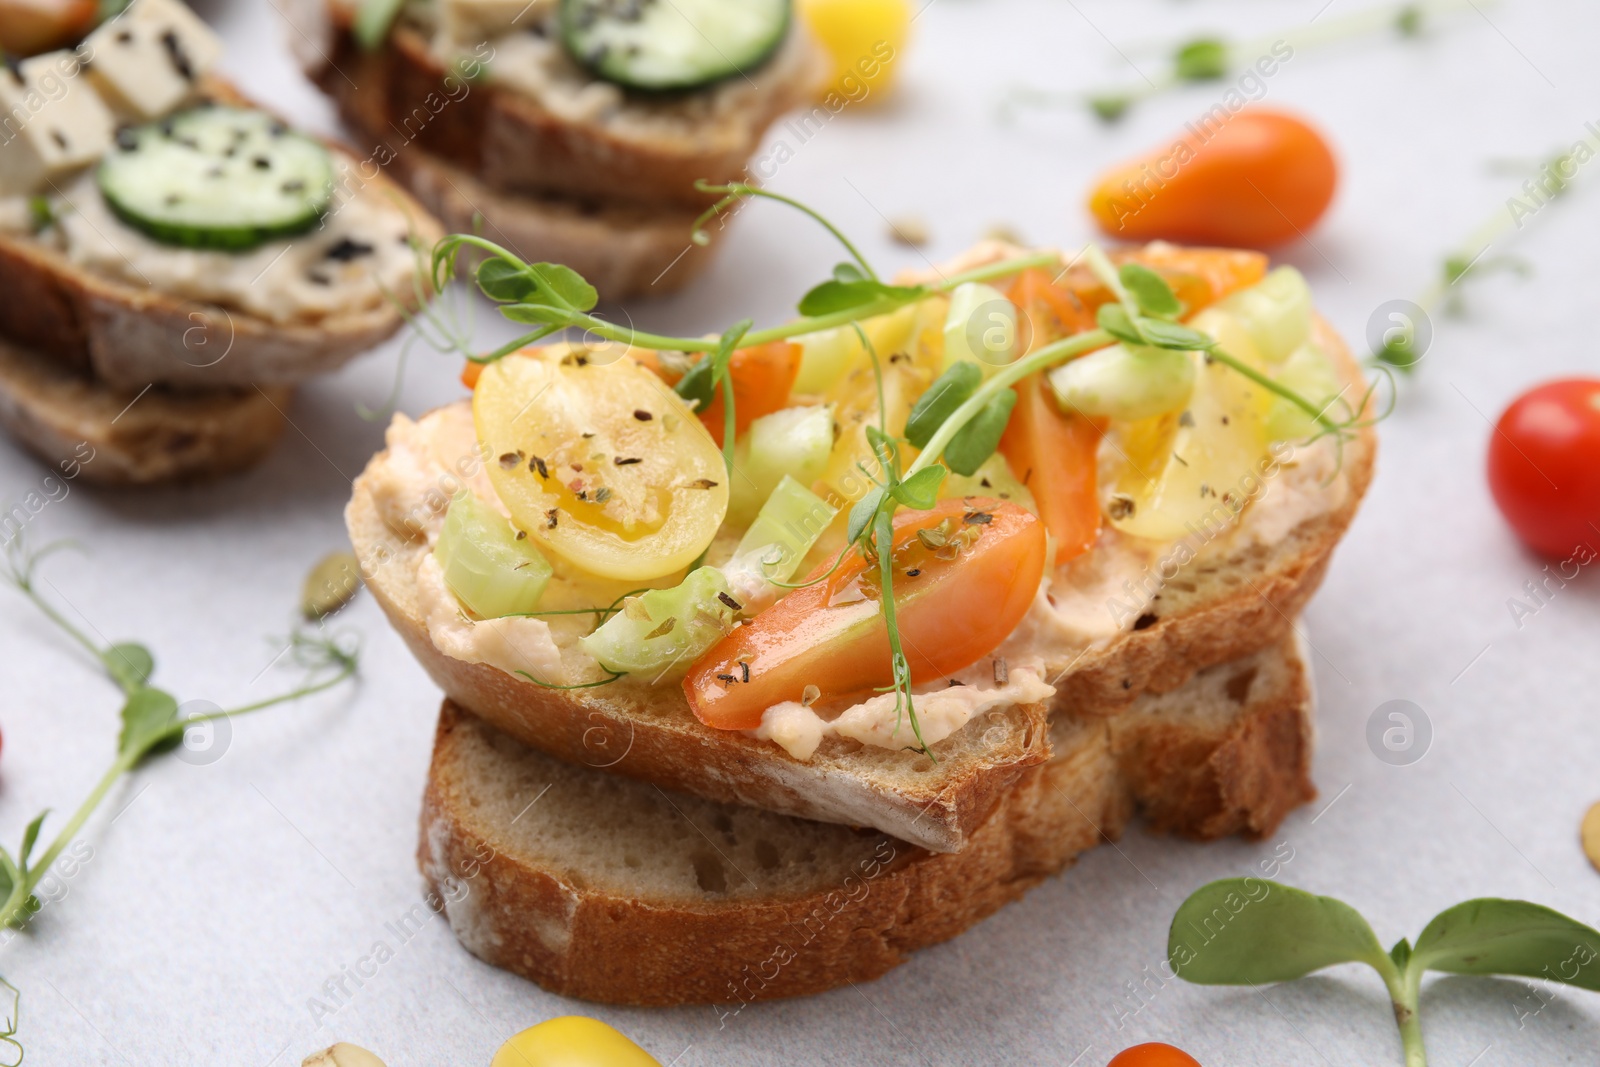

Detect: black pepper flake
[49, 130, 67, 149]
[498, 451, 523, 469]
[633, 409, 653, 421]
[306, 271, 332, 286]
[325, 237, 375, 262]
[614, 456, 643, 466]
[528, 454, 549, 479]
[1133, 613, 1159, 631]
[740, 662, 750, 683]
[161, 30, 195, 82]
[688, 478, 719, 489]
[545, 508, 559, 529]
[253, 156, 271, 170]
[716, 672, 738, 684]
[1108, 495, 1135, 520]
[1221, 415, 1231, 426]
[905, 568, 921, 577]
[281, 179, 306, 195]
[1179, 410, 1196, 428]
[581, 432, 595, 439]
[515, 530, 527, 540]
[947, 679, 966, 687]
[717, 592, 742, 611]
[962, 511, 994, 526]
[593, 487, 612, 503]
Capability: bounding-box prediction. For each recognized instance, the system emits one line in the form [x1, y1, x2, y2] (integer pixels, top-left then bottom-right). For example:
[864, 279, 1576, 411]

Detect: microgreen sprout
[0, 535, 360, 947]
[1375, 141, 1591, 373]
[1170, 879, 1600, 1067]
[425, 188, 1371, 750]
[1005, 0, 1482, 125]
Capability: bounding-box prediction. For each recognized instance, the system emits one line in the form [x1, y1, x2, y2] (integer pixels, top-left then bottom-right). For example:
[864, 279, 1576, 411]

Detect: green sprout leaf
[116, 686, 181, 764]
[1096, 303, 1147, 347]
[101, 643, 154, 694]
[17, 814, 47, 871]
[1169, 879, 1392, 986]
[674, 355, 717, 411]
[847, 487, 887, 546]
[832, 262, 869, 284]
[475, 258, 537, 302]
[905, 361, 982, 449]
[1119, 263, 1183, 319]
[1088, 94, 1133, 123]
[353, 0, 405, 50]
[890, 466, 946, 511]
[1173, 38, 1230, 81]
[943, 388, 1017, 477]
[798, 279, 926, 318]
[1411, 899, 1600, 991]
[1137, 318, 1214, 351]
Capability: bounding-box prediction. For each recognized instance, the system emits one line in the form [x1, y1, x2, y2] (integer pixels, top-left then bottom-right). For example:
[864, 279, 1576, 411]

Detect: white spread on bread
[0, 160, 422, 324]
[754, 669, 1056, 762]
[369, 395, 1345, 760]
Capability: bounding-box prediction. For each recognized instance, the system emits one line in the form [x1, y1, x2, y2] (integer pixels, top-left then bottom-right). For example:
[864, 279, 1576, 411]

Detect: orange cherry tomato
[999, 376, 1103, 564]
[1088, 108, 1338, 248]
[0, 0, 97, 56]
[1107, 1042, 1203, 1067]
[684, 498, 1046, 731]
[697, 341, 802, 446]
[460, 359, 484, 390]
[1487, 378, 1600, 558]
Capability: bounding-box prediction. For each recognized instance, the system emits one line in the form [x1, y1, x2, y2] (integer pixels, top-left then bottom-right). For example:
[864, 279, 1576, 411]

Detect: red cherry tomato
[1487, 378, 1600, 558]
[1087, 108, 1338, 248]
[1107, 1043, 1202, 1067]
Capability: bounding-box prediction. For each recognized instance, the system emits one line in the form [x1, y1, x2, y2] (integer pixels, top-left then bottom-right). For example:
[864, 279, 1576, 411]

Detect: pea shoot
[1171, 879, 1600, 1067]
[0, 536, 359, 960]
[426, 187, 1372, 751]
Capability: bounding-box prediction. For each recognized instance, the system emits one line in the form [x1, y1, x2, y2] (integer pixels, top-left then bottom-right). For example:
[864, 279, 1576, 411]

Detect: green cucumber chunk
[579, 567, 737, 675]
[727, 404, 834, 526]
[560, 0, 791, 91]
[733, 475, 837, 584]
[1213, 266, 1313, 364]
[1047, 343, 1197, 421]
[1266, 342, 1343, 441]
[97, 106, 335, 251]
[435, 492, 553, 619]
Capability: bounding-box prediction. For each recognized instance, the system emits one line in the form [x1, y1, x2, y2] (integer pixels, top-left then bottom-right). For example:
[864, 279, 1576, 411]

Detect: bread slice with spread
[419, 634, 1315, 1005]
[0, 0, 443, 479]
[289, 0, 827, 296]
[350, 238, 1374, 852]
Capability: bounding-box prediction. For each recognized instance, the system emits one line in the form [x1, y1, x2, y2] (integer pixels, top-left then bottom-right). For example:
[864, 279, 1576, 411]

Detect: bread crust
[0, 78, 443, 392]
[0, 335, 291, 484]
[307, 3, 827, 211]
[417, 638, 1313, 1005]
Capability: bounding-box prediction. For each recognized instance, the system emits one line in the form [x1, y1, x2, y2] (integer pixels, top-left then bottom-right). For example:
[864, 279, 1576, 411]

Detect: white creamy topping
[415, 551, 569, 682]
[16, 158, 421, 324]
[754, 670, 1057, 762]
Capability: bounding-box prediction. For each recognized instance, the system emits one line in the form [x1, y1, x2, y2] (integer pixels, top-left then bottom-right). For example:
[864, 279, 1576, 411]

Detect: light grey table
[8, 0, 1600, 1063]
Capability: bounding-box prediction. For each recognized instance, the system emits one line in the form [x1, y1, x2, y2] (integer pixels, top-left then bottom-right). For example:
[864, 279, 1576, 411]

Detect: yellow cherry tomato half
[474, 348, 729, 582]
[796, 0, 910, 104]
[1106, 1043, 1202, 1067]
[491, 1017, 661, 1067]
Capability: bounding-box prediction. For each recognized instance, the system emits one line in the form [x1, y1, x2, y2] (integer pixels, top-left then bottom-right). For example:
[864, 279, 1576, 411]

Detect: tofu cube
[82, 0, 223, 119]
[0, 51, 115, 196]
[441, 0, 554, 44]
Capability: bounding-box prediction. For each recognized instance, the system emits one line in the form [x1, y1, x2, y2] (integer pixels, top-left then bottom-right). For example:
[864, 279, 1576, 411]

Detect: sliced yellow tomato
[685, 499, 1045, 731]
[1105, 308, 1273, 542]
[474, 348, 728, 582]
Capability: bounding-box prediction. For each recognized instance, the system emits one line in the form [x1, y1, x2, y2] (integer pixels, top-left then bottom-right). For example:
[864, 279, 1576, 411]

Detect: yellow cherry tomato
[474, 347, 728, 582]
[796, 0, 911, 104]
[490, 1017, 661, 1067]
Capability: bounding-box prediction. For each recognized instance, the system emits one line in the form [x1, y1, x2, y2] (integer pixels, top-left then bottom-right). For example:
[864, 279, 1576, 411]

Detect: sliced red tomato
[685, 498, 1046, 731]
[698, 341, 802, 446]
[1000, 376, 1103, 564]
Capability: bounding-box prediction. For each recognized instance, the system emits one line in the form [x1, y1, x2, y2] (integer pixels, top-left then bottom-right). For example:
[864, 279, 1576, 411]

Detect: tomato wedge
[685, 498, 1046, 731]
[1000, 376, 1103, 564]
[698, 341, 802, 446]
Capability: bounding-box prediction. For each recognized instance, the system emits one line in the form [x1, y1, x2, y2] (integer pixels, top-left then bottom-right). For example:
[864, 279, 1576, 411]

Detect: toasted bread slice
[0, 335, 291, 484]
[0, 77, 442, 392]
[314, 40, 713, 299]
[298, 0, 827, 211]
[418, 635, 1314, 1005]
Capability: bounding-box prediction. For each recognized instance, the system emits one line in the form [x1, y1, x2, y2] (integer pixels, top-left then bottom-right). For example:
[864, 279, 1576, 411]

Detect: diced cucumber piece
[943, 282, 1019, 372]
[560, 0, 791, 91]
[579, 567, 737, 675]
[97, 106, 334, 251]
[435, 492, 553, 619]
[727, 404, 834, 526]
[732, 475, 838, 584]
[1214, 266, 1313, 364]
[793, 326, 859, 394]
[940, 453, 1036, 515]
[1048, 344, 1196, 421]
[1265, 342, 1343, 441]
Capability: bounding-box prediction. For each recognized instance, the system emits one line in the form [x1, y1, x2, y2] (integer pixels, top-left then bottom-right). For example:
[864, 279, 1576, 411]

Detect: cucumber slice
[727, 404, 834, 526]
[97, 106, 335, 251]
[579, 567, 737, 675]
[733, 475, 837, 584]
[560, 0, 791, 92]
[435, 492, 554, 619]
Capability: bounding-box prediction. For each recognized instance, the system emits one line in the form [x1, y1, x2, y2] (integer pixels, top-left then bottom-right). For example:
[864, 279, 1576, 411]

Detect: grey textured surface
[6, 0, 1600, 1063]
